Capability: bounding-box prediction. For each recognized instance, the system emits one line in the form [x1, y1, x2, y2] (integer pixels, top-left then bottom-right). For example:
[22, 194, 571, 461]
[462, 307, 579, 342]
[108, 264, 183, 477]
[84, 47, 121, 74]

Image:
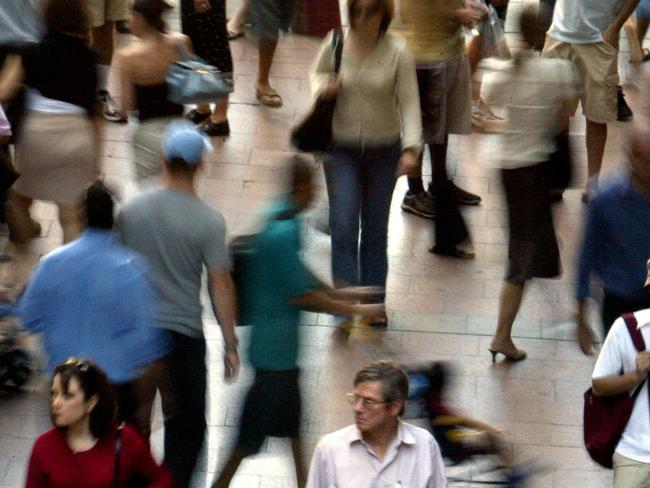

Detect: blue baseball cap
[163, 120, 213, 166]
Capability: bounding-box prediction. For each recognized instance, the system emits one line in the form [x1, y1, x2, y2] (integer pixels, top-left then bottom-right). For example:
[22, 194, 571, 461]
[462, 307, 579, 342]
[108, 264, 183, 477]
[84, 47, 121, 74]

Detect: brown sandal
[256, 88, 283, 107]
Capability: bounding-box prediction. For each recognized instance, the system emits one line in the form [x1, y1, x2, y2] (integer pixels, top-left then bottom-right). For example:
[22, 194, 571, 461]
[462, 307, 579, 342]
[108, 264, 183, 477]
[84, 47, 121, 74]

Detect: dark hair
[348, 0, 394, 34]
[422, 362, 450, 401]
[354, 359, 409, 416]
[82, 182, 116, 230]
[53, 360, 115, 439]
[132, 0, 173, 33]
[43, 0, 90, 37]
[166, 156, 199, 176]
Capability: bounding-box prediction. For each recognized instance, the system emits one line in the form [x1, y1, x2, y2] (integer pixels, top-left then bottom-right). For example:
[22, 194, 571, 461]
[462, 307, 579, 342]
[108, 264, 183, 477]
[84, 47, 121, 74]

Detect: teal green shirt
[247, 199, 315, 370]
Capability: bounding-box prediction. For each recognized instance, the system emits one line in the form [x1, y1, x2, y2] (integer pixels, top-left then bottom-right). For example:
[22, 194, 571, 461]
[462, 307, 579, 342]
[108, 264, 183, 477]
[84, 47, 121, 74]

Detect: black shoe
[116, 20, 130, 34]
[430, 245, 475, 259]
[185, 109, 211, 125]
[201, 119, 230, 137]
[617, 86, 633, 121]
[450, 181, 481, 205]
[401, 191, 435, 219]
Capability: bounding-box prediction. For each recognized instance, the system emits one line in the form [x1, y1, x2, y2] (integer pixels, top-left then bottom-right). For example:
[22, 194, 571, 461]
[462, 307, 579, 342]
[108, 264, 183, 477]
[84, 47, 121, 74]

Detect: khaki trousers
[613, 452, 650, 487]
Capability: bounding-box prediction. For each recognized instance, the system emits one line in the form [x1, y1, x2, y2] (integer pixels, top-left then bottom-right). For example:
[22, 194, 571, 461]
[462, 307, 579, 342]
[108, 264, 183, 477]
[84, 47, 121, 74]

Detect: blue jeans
[324, 141, 401, 296]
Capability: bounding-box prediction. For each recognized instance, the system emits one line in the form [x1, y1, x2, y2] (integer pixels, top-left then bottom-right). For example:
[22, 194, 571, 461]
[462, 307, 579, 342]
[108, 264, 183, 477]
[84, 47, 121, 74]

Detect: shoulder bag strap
[332, 27, 344, 74]
[622, 313, 648, 403]
[171, 33, 193, 62]
[113, 423, 124, 488]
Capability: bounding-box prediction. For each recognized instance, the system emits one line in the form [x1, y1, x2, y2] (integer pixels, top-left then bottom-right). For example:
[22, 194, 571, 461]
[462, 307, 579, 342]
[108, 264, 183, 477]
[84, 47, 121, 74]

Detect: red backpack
[583, 312, 646, 468]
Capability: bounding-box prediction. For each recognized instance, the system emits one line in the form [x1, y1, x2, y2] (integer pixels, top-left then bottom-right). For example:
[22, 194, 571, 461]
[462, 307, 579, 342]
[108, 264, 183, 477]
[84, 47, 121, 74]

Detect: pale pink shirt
[306, 420, 447, 488]
[0, 105, 11, 137]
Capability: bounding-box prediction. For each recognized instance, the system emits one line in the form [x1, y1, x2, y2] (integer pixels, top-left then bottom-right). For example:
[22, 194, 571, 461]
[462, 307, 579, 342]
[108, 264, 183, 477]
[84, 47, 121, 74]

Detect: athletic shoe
[401, 191, 435, 219]
[98, 90, 127, 123]
[617, 86, 633, 121]
[450, 181, 481, 205]
[185, 109, 211, 125]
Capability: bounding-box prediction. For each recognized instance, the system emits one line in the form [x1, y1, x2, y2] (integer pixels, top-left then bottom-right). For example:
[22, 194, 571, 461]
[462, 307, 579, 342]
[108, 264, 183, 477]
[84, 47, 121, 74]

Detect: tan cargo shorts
[542, 35, 619, 124]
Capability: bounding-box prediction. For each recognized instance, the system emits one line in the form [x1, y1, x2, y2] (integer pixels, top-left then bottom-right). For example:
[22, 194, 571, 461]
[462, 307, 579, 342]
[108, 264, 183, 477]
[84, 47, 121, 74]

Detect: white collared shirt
[306, 420, 447, 488]
[593, 308, 650, 463]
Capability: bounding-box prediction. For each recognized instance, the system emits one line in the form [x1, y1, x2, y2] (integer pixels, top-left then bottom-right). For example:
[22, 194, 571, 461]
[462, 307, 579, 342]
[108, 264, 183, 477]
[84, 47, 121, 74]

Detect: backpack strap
[622, 312, 646, 352]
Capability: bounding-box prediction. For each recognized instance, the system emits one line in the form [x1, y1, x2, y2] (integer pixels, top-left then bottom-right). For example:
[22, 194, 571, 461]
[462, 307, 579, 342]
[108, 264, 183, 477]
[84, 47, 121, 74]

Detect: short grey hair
[354, 360, 409, 416]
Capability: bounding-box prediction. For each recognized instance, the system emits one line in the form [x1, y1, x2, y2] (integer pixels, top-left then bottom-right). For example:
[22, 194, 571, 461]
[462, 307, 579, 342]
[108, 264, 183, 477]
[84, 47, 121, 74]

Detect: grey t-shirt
[118, 189, 230, 337]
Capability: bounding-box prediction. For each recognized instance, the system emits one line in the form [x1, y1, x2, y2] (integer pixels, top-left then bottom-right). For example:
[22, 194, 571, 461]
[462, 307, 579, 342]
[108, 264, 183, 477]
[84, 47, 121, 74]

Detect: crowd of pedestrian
[1, 0, 650, 486]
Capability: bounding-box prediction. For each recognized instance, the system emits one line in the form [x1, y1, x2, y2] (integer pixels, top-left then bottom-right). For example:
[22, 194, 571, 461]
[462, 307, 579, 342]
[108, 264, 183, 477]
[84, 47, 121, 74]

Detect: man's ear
[389, 400, 404, 417]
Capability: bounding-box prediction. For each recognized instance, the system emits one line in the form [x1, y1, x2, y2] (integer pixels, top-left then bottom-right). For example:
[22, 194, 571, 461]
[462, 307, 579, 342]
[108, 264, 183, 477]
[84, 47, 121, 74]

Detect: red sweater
[25, 425, 172, 488]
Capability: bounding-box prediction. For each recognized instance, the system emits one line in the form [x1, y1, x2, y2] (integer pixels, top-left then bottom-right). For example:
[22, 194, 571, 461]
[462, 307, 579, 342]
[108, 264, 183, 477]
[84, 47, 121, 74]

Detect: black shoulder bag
[291, 28, 343, 153]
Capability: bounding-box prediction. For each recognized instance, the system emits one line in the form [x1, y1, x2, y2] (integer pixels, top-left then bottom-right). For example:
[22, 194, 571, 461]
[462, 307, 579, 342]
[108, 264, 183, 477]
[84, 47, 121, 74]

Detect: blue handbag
[166, 35, 233, 104]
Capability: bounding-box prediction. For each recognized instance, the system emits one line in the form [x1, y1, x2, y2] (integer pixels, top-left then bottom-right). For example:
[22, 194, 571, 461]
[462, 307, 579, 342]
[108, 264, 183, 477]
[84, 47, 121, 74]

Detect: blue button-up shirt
[19, 229, 172, 383]
[576, 174, 650, 301]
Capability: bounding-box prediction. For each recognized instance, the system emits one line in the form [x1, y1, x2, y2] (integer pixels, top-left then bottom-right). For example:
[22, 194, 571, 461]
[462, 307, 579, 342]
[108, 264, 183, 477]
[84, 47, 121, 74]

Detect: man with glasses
[306, 359, 446, 487]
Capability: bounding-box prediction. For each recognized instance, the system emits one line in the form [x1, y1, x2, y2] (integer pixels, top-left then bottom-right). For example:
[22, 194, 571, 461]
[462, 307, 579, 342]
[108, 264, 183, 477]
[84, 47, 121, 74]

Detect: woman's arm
[24, 441, 48, 488]
[0, 55, 25, 102]
[309, 30, 337, 99]
[124, 426, 173, 488]
[395, 42, 423, 156]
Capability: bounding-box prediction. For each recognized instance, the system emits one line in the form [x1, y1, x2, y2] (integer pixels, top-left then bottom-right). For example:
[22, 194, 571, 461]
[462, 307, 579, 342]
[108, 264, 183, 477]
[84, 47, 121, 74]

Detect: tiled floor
[2, 0, 649, 486]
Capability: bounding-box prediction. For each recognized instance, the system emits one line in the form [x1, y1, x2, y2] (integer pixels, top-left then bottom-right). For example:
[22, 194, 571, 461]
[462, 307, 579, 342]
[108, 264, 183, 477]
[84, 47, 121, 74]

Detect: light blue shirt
[548, 0, 625, 44]
[0, 0, 43, 46]
[19, 229, 172, 383]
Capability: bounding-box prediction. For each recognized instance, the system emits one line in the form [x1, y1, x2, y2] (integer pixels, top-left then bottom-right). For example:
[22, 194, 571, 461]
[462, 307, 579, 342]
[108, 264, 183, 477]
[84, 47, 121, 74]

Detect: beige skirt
[13, 111, 95, 204]
[133, 116, 181, 183]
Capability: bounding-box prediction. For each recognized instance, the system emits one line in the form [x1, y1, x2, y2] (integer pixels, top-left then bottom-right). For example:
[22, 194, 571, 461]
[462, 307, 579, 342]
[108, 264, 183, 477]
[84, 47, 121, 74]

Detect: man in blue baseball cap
[118, 121, 238, 488]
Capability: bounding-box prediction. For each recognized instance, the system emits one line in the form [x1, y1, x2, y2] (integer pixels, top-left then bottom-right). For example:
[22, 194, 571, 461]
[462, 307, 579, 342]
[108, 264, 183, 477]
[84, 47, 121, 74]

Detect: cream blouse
[309, 29, 422, 151]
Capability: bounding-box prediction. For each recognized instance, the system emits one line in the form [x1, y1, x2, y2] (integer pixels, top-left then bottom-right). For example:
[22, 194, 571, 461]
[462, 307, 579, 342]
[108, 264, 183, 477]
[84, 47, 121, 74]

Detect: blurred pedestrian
[397, 0, 480, 258]
[576, 124, 650, 354]
[116, 0, 186, 183]
[89, 0, 129, 123]
[310, 0, 422, 328]
[181, 0, 234, 135]
[251, 0, 295, 106]
[486, 3, 578, 362]
[212, 156, 385, 487]
[19, 182, 172, 426]
[542, 0, 639, 199]
[306, 360, 447, 487]
[25, 360, 172, 488]
[0, 0, 102, 246]
[119, 121, 240, 488]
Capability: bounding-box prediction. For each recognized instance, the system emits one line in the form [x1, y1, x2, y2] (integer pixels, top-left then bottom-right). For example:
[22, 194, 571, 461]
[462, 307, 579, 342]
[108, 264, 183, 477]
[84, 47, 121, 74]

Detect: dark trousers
[602, 292, 650, 337]
[164, 331, 207, 488]
[114, 381, 138, 425]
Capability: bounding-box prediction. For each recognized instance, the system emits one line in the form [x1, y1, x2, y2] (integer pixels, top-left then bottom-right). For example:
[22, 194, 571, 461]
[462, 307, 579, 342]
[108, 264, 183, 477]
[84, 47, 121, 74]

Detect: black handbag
[546, 129, 573, 191]
[291, 28, 343, 153]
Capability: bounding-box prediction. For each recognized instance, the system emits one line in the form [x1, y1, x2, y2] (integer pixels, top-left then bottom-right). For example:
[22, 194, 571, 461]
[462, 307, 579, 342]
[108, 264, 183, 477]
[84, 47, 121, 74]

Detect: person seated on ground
[25, 359, 171, 488]
[413, 361, 512, 467]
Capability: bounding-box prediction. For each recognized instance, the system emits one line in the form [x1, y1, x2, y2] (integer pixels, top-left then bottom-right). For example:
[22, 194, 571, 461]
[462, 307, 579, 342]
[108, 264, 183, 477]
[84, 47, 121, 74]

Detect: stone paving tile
[2, 0, 650, 486]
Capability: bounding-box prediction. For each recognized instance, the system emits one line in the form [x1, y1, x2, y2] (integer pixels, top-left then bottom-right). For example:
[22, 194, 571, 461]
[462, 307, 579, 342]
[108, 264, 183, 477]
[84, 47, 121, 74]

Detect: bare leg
[227, 0, 250, 34]
[585, 119, 607, 185]
[195, 104, 211, 115]
[6, 190, 34, 245]
[211, 449, 244, 488]
[57, 203, 82, 243]
[291, 437, 307, 488]
[637, 16, 650, 45]
[257, 38, 278, 92]
[211, 97, 229, 124]
[490, 281, 525, 356]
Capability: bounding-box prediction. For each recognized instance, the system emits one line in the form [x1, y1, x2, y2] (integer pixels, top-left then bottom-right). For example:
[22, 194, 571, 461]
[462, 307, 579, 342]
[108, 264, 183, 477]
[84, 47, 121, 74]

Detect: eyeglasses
[345, 392, 388, 409]
[64, 357, 89, 372]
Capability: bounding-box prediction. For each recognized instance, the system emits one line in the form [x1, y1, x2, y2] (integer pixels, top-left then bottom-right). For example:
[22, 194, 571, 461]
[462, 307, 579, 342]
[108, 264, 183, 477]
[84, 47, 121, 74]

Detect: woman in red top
[25, 359, 171, 488]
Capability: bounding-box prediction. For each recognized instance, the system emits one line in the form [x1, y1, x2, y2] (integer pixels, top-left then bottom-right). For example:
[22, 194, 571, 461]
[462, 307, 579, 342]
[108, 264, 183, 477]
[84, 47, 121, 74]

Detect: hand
[193, 0, 212, 13]
[602, 25, 620, 50]
[453, 8, 483, 26]
[396, 149, 420, 178]
[223, 350, 240, 382]
[575, 313, 596, 356]
[636, 352, 650, 380]
[320, 77, 341, 100]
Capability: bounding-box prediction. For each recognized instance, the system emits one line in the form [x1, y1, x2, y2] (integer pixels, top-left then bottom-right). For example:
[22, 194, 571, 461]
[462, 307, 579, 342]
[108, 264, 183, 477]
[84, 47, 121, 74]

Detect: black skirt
[501, 162, 560, 283]
[180, 0, 233, 74]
